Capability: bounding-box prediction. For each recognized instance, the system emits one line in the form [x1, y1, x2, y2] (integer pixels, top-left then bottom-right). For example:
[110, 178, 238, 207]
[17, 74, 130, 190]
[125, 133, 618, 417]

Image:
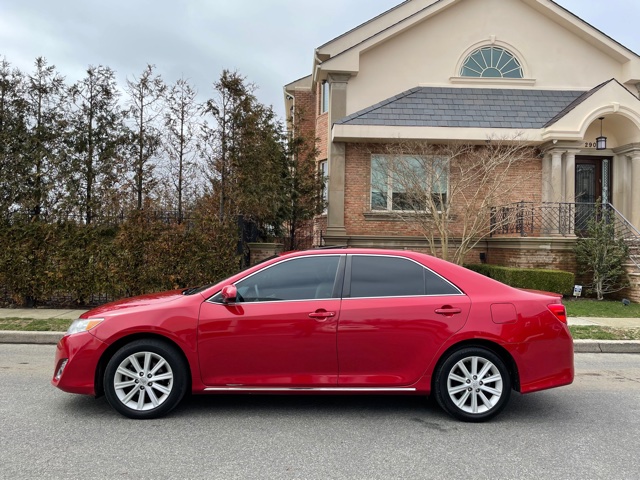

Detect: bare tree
[368, 135, 535, 264]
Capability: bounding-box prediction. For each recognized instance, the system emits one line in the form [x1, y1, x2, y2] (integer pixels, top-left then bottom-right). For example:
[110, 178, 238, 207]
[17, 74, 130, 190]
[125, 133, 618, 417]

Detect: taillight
[547, 303, 567, 324]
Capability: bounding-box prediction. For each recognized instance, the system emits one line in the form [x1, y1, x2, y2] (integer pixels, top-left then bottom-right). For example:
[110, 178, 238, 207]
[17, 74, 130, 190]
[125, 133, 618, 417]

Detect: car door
[337, 254, 470, 387]
[198, 255, 344, 387]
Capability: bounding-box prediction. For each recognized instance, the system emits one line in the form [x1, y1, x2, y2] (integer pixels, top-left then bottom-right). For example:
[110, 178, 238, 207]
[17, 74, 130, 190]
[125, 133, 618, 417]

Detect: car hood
[80, 290, 186, 318]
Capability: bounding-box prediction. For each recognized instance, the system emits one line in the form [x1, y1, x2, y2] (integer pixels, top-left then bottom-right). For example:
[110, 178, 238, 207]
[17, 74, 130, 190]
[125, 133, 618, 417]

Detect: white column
[631, 154, 640, 230]
[326, 73, 351, 238]
[541, 153, 552, 203]
[550, 151, 563, 203]
[564, 150, 577, 203]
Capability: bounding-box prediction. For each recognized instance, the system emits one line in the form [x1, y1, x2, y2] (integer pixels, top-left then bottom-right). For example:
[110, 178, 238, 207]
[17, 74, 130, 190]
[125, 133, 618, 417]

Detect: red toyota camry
[52, 248, 574, 422]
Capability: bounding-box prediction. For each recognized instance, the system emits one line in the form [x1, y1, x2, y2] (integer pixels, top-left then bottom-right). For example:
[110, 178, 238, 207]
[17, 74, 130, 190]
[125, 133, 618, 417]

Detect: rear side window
[349, 255, 460, 298]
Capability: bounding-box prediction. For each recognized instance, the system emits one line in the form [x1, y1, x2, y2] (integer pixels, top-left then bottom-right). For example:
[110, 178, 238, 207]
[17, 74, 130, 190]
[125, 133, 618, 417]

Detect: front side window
[371, 155, 448, 212]
[461, 46, 523, 79]
[234, 256, 340, 302]
[348, 256, 460, 298]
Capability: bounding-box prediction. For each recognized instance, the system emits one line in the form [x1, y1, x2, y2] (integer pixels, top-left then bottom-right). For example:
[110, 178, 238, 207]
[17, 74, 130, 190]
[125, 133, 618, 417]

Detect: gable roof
[336, 87, 585, 129]
[314, 0, 640, 84]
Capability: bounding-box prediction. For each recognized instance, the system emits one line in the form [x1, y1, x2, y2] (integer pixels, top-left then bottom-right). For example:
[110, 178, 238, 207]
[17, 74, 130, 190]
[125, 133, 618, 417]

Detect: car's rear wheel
[434, 347, 511, 422]
[104, 339, 188, 419]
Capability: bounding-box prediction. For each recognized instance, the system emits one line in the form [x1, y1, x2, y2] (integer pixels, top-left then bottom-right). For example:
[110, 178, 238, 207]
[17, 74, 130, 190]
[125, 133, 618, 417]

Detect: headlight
[66, 318, 104, 336]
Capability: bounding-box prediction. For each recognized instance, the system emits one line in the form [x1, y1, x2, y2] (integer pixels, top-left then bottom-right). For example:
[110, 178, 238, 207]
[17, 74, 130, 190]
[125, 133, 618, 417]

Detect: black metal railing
[490, 202, 640, 271]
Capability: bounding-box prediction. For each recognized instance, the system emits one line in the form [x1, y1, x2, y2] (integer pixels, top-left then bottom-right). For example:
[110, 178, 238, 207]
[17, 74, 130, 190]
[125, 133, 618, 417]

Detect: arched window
[460, 46, 523, 79]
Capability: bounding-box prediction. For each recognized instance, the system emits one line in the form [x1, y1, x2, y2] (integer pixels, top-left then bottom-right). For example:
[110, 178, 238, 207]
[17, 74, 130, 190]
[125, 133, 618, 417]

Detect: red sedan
[52, 248, 574, 422]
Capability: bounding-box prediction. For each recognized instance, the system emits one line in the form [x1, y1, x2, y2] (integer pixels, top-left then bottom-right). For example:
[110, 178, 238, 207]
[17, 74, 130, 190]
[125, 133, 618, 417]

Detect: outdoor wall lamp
[596, 117, 607, 150]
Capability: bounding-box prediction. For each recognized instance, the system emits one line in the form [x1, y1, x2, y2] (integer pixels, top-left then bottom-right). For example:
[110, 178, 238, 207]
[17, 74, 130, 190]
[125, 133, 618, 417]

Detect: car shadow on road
[55, 389, 574, 425]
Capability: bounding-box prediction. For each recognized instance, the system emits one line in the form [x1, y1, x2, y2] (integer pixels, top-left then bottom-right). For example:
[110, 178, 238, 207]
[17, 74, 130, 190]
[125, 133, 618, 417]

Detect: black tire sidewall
[435, 347, 511, 422]
[104, 339, 188, 419]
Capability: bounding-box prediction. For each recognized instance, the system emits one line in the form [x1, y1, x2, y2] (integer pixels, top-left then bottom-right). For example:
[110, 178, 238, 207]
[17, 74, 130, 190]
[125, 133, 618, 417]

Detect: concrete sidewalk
[0, 308, 88, 320]
[0, 308, 638, 352]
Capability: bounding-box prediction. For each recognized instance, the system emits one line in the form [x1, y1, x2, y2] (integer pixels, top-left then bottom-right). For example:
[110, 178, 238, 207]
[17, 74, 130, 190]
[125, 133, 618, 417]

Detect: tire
[434, 347, 511, 422]
[104, 339, 188, 419]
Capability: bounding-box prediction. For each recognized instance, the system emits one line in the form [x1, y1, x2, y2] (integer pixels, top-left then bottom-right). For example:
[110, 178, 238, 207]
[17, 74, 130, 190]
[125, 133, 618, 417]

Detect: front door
[197, 255, 343, 387]
[575, 156, 612, 232]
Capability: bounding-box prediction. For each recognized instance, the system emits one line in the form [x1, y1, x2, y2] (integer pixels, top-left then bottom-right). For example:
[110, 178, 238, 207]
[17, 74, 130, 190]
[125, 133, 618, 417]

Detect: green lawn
[564, 299, 640, 318]
[569, 325, 640, 340]
[0, 318, 71, 332]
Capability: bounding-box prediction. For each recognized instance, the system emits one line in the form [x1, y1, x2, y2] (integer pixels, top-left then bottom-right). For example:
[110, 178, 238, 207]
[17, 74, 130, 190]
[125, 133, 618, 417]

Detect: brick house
[284, 0, 640, 300]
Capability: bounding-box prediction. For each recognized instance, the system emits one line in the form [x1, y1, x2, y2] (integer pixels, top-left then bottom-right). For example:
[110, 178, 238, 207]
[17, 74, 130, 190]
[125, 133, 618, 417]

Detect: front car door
[198, 255, 344, 387]
[337, 254, 470, 386]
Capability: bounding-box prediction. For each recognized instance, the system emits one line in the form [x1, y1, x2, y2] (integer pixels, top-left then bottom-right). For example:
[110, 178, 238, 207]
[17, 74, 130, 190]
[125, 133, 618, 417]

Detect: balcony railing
[490, 202, 640, 271]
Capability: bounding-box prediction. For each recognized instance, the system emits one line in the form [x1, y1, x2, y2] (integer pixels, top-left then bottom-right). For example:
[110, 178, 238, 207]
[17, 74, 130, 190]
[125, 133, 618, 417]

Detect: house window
[371, 155, 448, 212]
[460, 46, 523, 79]
[321, 81, 330, 113]
[319, 160, 328, 213]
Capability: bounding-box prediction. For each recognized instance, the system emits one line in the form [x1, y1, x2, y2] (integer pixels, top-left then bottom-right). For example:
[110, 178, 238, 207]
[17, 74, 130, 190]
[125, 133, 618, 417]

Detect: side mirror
[221, 285, 237, 304]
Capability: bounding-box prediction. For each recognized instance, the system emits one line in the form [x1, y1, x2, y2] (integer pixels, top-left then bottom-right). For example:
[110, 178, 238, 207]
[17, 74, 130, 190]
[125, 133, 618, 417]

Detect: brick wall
[485, 245, 577, 272]
[342, 143, 541, 238]
[292, 89, 316, 142]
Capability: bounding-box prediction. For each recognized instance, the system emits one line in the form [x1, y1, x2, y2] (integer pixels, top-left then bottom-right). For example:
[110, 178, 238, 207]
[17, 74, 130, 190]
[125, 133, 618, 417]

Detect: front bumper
[51, 332, 108, 395]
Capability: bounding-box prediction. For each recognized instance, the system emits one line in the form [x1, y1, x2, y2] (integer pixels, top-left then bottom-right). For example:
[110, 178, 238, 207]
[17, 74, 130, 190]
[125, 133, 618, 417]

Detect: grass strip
[569, 325, 640, 341]
[564, 299, 640, 318]
[0, 318, 72, 332]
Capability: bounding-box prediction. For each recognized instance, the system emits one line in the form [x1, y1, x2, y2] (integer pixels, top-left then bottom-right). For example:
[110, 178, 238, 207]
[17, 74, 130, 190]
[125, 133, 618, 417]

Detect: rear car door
[337, 254, 470, 386]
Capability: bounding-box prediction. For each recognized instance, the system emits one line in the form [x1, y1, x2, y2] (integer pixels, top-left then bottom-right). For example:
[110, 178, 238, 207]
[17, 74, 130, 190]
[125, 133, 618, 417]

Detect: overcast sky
[1, 0, 638, 120]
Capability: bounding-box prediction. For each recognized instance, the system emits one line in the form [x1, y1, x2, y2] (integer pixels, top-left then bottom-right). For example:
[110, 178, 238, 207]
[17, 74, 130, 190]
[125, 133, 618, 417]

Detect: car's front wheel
[434, 347, 511, 422]
[104, 339, 188, 419]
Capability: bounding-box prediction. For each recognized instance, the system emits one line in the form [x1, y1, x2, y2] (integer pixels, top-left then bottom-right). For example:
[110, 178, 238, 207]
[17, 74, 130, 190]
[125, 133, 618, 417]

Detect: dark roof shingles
[337, 86, 587, 129]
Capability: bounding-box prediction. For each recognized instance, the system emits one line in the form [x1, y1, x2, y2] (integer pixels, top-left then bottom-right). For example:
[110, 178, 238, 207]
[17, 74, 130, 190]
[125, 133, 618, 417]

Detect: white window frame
[370, 154, 449, 213]
[321, 81, 329, 114]
[319, 160, 328, 214]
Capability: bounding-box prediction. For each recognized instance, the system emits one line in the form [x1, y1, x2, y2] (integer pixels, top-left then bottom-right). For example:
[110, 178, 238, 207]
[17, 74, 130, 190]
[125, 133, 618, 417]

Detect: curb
[1, 331, 640, 353]
[0, 331, 64, 344]
[572, 339, 640, 354]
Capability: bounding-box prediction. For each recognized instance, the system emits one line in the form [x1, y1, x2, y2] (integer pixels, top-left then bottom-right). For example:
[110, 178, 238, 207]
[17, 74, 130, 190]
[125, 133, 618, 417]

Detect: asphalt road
[1, 345, 639, 479]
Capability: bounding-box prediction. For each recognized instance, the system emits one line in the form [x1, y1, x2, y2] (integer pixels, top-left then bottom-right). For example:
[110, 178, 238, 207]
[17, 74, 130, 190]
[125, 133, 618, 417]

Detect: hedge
[0, 210, 240, 307]
[465, 264, 575, 296]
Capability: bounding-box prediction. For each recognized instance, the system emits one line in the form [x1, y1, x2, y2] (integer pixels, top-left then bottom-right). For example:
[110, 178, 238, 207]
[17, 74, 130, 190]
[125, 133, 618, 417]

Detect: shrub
[574, 205, 629, 300]
[465, 264, 575, 296]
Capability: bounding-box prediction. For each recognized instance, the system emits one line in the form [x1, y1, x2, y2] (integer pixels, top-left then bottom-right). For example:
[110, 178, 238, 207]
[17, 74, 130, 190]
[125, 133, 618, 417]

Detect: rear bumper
[508, 325, 575, 394]
[51, 332, 108, 395]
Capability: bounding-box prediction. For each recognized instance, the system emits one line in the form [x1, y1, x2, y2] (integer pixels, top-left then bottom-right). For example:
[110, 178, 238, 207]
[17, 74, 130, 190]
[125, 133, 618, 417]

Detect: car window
[349, 255, 460, 298]
[424, 268, 461, 295]
[234, 256, 341, 302]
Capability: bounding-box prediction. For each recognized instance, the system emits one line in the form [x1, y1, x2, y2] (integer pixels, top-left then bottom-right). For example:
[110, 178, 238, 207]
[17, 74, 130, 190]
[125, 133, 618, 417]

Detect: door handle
[308, 310, 336, 320]
[435, 307, 462, 317]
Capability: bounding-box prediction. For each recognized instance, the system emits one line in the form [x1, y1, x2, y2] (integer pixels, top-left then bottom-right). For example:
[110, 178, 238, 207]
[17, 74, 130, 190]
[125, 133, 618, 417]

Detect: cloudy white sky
[1, 0, 639, 119]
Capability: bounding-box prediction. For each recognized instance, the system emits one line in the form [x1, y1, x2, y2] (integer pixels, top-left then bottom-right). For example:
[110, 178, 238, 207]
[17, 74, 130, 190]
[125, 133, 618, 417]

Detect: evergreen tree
[0, 57, 27, 216]
[162, 77, 201, 222]
[575, 204, 630, 300]
[281, 105, 324, 250]
[66, 65, 127, 223]
[203, 70, 286, 228]
[20, 57, 67, 219]
[125, 64, 165, 210]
